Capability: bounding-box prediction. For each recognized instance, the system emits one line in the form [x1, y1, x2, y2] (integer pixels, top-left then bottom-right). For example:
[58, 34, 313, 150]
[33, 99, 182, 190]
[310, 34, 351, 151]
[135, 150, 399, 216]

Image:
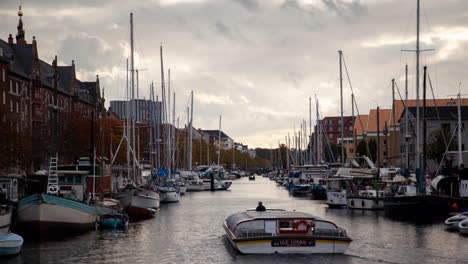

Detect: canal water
[9, 177, 468, 264]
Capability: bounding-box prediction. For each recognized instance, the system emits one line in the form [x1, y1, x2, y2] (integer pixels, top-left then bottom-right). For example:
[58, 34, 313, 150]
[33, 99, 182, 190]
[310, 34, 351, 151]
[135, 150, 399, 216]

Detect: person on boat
[256, 201, 266, 211]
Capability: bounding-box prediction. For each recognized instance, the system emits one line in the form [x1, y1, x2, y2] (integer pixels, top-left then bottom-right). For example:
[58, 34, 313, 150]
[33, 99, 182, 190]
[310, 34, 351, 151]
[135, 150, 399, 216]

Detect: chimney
[8, 34, 13, 44]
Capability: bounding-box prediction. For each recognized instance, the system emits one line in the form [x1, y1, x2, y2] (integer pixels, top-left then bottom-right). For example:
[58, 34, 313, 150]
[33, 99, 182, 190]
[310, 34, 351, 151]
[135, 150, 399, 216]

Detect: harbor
[11, 177, 468, 264]
[0, 0, 468, 262]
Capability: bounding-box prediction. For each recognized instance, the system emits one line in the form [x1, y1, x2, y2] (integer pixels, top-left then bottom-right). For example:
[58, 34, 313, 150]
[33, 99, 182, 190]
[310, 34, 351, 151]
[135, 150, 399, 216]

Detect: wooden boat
[224, 209, 352, 254]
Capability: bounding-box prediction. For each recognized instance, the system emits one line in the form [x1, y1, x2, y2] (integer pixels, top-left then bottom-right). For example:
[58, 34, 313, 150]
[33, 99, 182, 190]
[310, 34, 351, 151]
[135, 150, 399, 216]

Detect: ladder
[47, 154, 59, 195]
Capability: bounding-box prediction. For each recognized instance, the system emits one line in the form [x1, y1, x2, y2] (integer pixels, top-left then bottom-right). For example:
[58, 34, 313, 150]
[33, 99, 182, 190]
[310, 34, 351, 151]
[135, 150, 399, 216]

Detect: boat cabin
[225, 210, 348, 239]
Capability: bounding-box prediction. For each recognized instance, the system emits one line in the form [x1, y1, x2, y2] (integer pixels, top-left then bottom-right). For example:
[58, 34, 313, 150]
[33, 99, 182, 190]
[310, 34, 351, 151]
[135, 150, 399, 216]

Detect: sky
[1, 0, 467, 148]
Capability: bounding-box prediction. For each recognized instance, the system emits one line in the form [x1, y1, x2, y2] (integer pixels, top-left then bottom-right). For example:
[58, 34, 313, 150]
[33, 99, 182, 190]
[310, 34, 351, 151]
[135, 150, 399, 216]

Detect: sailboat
[383, 0, 448, 221]
[16, 155, 98, 236]
[113, 13, 159, 220]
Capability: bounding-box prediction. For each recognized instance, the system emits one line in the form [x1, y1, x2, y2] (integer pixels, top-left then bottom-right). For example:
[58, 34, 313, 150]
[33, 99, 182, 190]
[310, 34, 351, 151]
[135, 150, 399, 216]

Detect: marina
[0, 0, 468, 262]
[9, 177, 468, 264]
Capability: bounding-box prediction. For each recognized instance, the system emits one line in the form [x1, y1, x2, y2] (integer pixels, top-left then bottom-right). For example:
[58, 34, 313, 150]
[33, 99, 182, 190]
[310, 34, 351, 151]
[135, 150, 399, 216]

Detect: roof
[354, 114, 368, 136]
[226, 210, 323, 230]
[0, 39, 30, 78]
[394, 99, 468, 126]
[201, 130, 232, 140]
[406, 106, 468, 120]
[366, 108, 391, 133]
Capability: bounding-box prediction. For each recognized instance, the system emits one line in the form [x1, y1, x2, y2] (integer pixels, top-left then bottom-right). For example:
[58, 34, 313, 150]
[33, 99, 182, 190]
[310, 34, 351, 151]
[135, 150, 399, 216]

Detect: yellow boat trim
[235, 239, 350, 245]
[316, 240, 351, 245]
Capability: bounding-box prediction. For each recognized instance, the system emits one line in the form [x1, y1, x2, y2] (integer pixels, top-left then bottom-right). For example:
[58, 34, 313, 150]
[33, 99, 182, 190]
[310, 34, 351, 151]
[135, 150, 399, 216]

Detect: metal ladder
[47, 154, 59, 195]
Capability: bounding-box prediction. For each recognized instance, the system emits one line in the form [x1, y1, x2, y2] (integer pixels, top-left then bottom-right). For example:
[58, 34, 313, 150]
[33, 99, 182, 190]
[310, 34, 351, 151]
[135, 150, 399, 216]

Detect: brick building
[0, 6, 104, 172]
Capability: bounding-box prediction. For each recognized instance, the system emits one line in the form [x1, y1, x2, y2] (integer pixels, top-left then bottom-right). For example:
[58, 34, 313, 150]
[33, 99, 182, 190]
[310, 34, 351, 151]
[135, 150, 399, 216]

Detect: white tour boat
[224, 209, 352, 254]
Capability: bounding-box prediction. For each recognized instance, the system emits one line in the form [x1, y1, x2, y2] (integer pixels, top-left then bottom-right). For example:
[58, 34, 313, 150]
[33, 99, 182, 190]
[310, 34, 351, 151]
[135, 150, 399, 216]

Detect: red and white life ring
[294, 219, 311, 232]
[121, 178, 128, 188]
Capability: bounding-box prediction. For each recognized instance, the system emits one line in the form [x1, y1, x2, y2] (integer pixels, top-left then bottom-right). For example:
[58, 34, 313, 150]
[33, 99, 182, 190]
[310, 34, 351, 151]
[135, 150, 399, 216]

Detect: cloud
[233, 0, 260, 12]
[2, 0, 468, 147]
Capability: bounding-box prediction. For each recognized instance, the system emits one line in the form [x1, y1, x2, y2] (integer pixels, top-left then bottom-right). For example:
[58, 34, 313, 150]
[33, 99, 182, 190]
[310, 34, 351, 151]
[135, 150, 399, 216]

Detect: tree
[427, 127, 457, 165]
[357, 140, 367, 156]
[368, 139, 377, 162]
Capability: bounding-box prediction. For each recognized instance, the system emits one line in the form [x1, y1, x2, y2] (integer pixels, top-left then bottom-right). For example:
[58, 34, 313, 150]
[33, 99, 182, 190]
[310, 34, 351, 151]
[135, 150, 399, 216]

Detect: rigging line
[317, 109, 336, 163]
[342, 54, 372, 161]
[435, 123, 459, 176]
[427, 73, 448, 148]
[394, 81, 416, 139]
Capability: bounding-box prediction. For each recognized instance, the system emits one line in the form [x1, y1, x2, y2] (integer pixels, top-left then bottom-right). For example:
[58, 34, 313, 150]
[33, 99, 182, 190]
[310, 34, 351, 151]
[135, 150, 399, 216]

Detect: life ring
[294, 219, 311, 232]
[121, 178, 128, 187]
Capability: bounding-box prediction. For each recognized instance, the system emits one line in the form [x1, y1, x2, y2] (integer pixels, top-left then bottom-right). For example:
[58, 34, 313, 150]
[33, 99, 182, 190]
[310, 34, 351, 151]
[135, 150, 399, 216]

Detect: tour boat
[444, 212, 468, 231]
[0, 232, 23, 256]
[224, 209, 352, 254]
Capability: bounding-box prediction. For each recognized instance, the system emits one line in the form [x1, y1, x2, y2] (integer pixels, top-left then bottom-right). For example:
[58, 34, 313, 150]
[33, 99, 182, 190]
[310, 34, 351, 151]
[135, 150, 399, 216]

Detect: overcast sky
[1, 0, 467, 148]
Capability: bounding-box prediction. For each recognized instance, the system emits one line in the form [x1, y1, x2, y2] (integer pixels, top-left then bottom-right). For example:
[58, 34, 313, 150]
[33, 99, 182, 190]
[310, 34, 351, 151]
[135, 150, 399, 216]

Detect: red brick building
[0, 6, 105, 173]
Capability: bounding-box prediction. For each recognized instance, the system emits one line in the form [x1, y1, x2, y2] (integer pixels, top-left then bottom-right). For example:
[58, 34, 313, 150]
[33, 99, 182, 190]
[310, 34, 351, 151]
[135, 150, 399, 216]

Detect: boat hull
[326, 191, 347, 208]
[186, 184, 205, 191]
[179, 186, 187, 195]
[161, 191, 180, 203]
[383, 195, 449, 221]
[0, 233, 23, 256]
[0, 207, 12, 235]
[227, 236, 350, 254]
[115, 188, 159, 221]
[16, 194, 96, 235]
[348, 196, 384, 210]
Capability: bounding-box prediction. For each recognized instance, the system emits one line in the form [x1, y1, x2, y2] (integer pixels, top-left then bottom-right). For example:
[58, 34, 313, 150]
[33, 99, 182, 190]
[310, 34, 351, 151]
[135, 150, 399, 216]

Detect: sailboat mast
[189, 91, 194, 170]
[415, 0, 421, 171]
[309, 97, 313, 164]
[339, 50, 344, 164]
[405, 64, 409, 169]
[218, 115, 222, 166]
[315, 95, 321, 164]
[457, 93, 463, 168]
[130, 12, 137, 181]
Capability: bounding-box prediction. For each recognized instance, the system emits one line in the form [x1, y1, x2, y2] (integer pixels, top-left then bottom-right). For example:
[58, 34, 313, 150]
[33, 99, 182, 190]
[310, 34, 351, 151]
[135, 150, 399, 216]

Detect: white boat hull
[0, 207, 12, 235]
[187, 184, 205, 191]
[161, 191, 180, 203]
[325, 191, 347, 208]
[179, 186, 187, 195]
[458, 218, 468, 234]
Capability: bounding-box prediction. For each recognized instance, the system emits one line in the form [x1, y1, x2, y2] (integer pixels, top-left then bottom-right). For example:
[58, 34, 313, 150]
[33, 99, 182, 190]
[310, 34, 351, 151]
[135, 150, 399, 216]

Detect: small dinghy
[0, 233, 23, 256]
[224, 209, 352, 254]
[444, 212, 468, 231]
[458, 218, 468, 234]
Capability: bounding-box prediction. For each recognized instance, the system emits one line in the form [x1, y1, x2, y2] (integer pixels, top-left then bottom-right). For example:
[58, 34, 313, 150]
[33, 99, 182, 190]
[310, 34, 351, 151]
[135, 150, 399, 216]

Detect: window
[2, 91, 4, 104]
[9, 100, 13, 112]
[9, 80, 12, 92]
[16, 102, 19, 113]
[329, 134, 333, 139]
[15, 82, 18, 94]
[2, 69, 5, 82]
[350, 148, 354, 153]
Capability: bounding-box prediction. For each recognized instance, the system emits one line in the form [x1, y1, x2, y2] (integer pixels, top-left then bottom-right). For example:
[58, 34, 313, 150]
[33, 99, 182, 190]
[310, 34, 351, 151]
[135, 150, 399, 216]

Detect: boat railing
[313, 228, 348, 238]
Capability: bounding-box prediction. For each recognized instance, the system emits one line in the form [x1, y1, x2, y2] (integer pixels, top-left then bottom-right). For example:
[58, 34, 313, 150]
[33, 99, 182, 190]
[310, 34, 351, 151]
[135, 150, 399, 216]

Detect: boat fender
[294, 219, 311, 232]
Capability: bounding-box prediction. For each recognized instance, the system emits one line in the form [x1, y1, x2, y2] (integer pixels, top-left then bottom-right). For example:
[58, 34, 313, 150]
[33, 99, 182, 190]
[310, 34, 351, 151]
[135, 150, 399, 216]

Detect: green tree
[357, 140, 367, 156]
[427, 127, 456, 165]
[368, 139, 377, 162]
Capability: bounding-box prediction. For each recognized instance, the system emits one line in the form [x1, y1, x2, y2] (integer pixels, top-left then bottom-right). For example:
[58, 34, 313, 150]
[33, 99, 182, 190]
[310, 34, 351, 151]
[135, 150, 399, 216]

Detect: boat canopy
[226, 210, 327, 230]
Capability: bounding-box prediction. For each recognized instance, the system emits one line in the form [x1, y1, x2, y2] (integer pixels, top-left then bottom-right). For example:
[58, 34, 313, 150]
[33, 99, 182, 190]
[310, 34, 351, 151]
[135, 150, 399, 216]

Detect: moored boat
[224, 209, 352, 254]
[16, 193, 97, 235]
[0, 233, 23, 256]
[444, 212, 468, 231]
[115, 185, 159, 220]
[347, 190, 384, 210]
